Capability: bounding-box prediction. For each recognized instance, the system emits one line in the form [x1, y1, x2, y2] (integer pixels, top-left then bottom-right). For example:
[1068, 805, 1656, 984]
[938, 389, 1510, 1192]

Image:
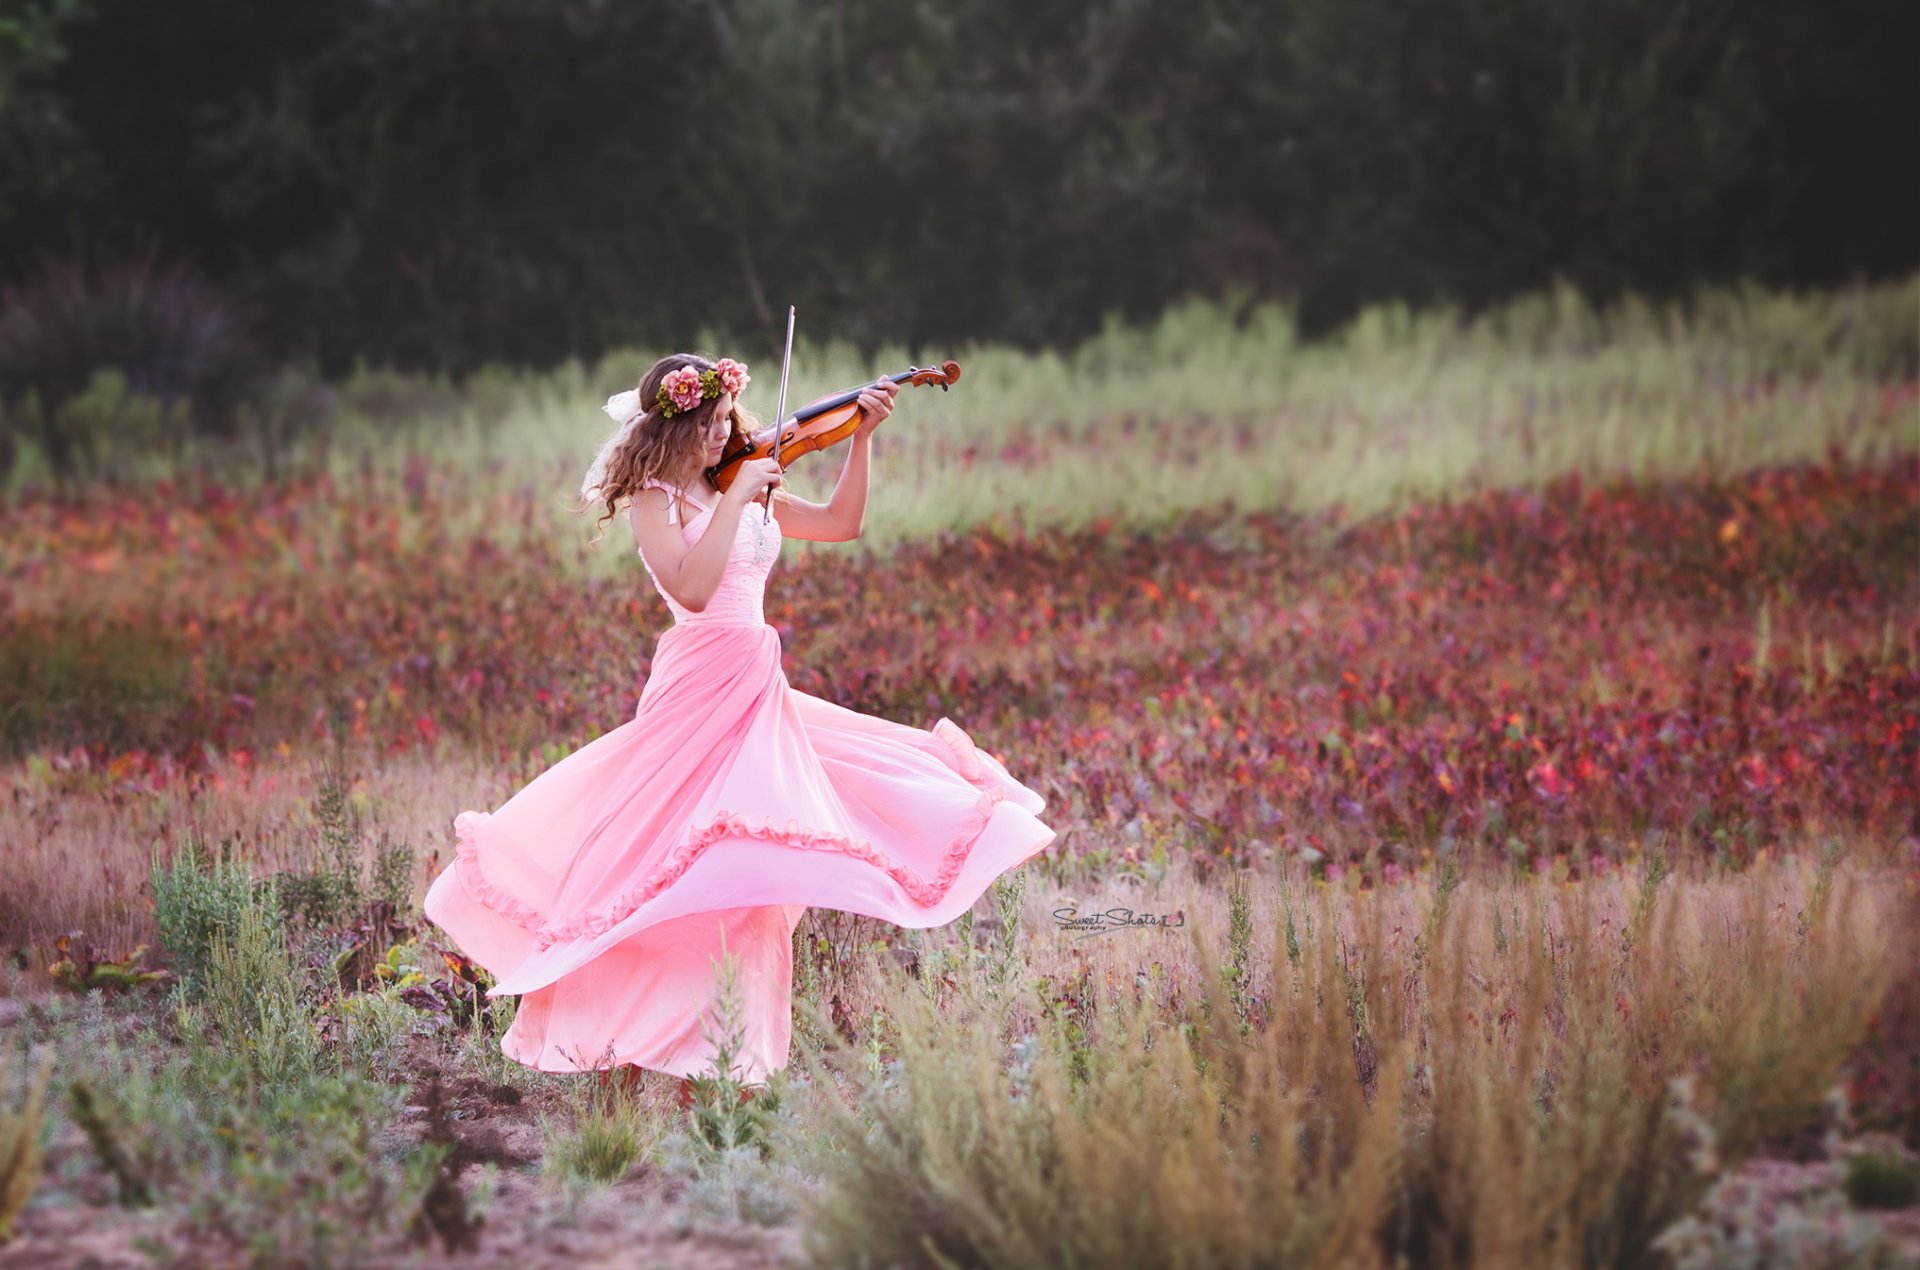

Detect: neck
[663, 452, 701, 488]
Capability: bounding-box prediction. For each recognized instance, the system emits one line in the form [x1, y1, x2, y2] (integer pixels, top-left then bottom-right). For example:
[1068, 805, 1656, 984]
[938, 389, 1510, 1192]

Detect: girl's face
[699, 391, 734, 468]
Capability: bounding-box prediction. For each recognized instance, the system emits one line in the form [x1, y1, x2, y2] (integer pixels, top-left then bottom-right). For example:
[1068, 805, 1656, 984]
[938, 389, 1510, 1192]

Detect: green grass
[8, 275, 1914, 561]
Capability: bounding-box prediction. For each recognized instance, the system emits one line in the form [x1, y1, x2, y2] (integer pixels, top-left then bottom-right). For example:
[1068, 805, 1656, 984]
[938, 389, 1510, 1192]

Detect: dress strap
[641, 479, 712, 526]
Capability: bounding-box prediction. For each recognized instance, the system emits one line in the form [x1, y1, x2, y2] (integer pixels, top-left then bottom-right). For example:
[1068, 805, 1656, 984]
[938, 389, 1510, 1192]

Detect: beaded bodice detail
[636, 480, 782, 626]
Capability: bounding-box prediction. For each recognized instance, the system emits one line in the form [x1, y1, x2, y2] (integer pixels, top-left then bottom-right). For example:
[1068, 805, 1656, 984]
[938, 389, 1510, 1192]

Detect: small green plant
[271, 756, 419, 1006]
[369, 830, 415, 915]
[652, 948, 797, 1227]
[1622, 844, 1670, 957]
[1796, 839, 1845, 942]
[1278, 865, 1304, 967]
[682, 949, 781, 1165]
[46, 932, 170, 994]
[1843, 1147, 1920, 1210]
[323, 986, 423, 1083]
[989, 867, 1029, 987]
[1034, 959, 1095, 1089]
[1224, 866, 1254, 1033]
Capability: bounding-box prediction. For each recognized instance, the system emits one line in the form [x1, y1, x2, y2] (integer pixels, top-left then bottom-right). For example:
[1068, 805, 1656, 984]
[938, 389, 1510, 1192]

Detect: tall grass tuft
[0, 1047, 55, 1243]
[790, 860, 1899, 1268]
[273, 753, 417, 939]
[542, 1068, 651, 1186]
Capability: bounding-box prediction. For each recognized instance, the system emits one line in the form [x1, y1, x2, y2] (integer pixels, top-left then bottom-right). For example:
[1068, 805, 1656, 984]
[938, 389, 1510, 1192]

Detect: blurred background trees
[0, 0, 1911, 474]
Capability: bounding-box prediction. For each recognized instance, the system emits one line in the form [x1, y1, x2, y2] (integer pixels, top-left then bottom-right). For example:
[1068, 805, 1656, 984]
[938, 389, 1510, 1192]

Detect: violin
[705, 360, 963, 493]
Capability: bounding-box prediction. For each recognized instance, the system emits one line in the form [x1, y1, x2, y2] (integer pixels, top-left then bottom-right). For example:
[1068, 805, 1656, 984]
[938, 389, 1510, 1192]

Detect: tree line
[1, 0, 1911, 380]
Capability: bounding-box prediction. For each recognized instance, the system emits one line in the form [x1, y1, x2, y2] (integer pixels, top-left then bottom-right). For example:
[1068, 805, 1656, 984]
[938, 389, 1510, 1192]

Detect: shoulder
[629, 486, 678, 534]
[632, 484, 675, 512]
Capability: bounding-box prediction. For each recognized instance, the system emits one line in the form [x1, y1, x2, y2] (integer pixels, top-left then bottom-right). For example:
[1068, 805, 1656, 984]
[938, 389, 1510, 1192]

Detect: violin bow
[765, 305, 795, 523]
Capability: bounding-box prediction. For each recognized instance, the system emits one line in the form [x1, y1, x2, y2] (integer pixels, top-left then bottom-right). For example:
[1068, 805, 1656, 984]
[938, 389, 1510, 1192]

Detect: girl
[422, 352, 1056, 1090]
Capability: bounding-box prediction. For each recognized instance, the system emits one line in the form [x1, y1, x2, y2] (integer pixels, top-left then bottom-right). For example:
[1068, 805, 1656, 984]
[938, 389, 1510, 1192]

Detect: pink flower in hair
[661, 367, 704, 413]
[714, 358, 750, 396]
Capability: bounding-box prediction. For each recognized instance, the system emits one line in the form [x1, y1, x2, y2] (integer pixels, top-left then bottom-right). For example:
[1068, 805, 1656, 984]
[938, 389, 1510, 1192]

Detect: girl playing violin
[626, 354, 896, 603]
[423, 351, 1056, 1094]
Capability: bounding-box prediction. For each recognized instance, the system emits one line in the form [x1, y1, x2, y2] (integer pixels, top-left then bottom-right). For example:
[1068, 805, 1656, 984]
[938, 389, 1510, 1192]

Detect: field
[1, 278, 1917, 1266]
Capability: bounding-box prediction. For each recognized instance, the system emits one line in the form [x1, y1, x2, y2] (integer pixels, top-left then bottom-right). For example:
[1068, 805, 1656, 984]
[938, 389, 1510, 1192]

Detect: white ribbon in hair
[602, 388, 642, 424]
[580, 388, 648, 507]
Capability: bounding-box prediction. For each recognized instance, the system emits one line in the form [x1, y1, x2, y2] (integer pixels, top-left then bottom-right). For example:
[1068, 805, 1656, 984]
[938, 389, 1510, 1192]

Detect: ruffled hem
[452, 716, 1017, 952]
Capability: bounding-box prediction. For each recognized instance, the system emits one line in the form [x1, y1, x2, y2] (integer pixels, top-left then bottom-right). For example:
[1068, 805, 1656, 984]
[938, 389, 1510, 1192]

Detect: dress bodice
[636, 480, 782, 626]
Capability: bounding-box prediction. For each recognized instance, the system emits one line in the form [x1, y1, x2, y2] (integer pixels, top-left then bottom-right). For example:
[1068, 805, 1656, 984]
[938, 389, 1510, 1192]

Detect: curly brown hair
[575, 352, 759, 546]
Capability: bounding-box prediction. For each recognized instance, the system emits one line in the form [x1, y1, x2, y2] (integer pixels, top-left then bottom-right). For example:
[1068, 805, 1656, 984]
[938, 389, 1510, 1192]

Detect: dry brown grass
[785, 852, 1912, 1268]
[0, 742, 514, 955]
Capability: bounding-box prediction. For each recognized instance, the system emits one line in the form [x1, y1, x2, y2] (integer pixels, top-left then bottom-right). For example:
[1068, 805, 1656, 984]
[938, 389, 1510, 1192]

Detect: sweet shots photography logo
[1052, 904, 1187, 940]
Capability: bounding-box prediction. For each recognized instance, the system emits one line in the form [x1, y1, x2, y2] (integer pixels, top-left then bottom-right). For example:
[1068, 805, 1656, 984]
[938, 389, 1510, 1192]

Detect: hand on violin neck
[853, 378, 900, 439]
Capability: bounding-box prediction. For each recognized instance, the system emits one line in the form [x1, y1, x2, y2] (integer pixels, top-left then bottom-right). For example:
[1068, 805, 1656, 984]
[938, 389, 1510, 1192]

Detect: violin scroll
[904, 360, 962, 390]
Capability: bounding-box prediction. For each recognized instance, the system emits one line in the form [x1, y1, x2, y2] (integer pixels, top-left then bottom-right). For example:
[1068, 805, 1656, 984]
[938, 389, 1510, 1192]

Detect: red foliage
[3, 459, 1916, 870]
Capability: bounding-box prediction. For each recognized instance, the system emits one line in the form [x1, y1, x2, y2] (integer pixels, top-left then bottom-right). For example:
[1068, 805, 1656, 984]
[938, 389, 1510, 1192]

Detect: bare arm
[630, 484, 758, 611]
[769, 379, 896, 542]
[772, 432, 871, 542]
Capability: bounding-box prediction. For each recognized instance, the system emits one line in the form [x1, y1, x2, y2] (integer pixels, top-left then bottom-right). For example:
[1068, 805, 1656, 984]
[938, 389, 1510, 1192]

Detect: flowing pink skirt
[423, 620, 1055, 1081]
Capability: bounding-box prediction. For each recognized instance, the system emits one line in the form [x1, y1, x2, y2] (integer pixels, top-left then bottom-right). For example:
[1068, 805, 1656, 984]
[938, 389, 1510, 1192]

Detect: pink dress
[422, 478, 1055, 1082]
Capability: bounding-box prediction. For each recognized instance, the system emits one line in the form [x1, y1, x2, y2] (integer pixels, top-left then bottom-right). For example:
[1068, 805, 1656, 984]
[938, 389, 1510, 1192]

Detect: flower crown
[656, 358, 750, 417]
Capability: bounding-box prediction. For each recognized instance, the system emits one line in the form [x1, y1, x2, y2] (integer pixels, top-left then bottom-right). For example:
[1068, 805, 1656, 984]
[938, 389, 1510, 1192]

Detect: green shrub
[150, 833, 277, 998]
[652, 949, 798, 1227]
